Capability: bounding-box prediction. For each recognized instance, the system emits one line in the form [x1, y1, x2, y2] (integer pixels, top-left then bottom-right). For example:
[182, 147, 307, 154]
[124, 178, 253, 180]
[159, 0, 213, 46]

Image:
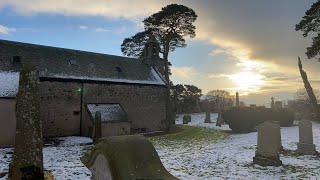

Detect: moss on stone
[81, 135, 176, 180]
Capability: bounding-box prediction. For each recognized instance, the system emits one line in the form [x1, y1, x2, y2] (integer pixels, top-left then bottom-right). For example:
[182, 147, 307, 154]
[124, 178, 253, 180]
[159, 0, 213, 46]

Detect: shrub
[222, 107, 294, 133]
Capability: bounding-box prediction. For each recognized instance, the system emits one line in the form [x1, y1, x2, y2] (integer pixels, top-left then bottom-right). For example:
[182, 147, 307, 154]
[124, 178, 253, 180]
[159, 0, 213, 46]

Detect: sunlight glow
[228, 71, 266, 94]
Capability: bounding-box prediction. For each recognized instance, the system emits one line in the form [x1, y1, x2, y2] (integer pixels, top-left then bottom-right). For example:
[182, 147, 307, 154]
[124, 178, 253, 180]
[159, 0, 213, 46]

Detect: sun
[228, 71, 266, 92]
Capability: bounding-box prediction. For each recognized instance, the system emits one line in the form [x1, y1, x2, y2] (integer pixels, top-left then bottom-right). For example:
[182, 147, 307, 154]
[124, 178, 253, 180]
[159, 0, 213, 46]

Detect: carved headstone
[204, 111, 211, 123]
[81, 135, 177, 180]
[9, 64, 44, 179]
[296, 119, 317, 155]
[94, 111, 102, 142]
[216, 112, 224, 127]
[253, 121, 282, 166]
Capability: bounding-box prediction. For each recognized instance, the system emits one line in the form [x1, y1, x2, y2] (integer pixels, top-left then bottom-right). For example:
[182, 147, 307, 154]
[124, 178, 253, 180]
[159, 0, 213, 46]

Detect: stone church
[0, 37, 168, 147]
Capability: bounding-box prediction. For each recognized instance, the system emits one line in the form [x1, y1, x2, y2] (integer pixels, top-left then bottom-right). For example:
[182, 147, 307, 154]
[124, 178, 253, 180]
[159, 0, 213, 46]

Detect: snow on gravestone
[9, 64, 44, 179]
[297, 119, 317, 155]
[204, 111, 211, 123]
[81, 135, 177, 180]
[253, 121, 282, 166]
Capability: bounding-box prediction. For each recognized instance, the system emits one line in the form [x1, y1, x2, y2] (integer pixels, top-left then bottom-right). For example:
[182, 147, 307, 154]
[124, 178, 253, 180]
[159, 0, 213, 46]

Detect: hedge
[222, 107, 294, 133]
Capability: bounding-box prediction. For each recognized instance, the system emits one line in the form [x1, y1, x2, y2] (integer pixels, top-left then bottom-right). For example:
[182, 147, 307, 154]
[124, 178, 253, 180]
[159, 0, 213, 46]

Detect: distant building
[0, 37, 168, 147]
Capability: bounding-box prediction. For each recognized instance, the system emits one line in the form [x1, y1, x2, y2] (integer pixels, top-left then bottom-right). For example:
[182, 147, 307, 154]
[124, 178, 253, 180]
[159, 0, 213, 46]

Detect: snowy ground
[1, 113, 320, 179]
[153, 113, 320, 179]
[0, 137, 92, 180]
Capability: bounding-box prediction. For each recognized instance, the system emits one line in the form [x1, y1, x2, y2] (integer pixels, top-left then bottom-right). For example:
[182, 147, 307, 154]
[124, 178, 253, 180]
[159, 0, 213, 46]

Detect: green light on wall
[78, 87, 82, 92]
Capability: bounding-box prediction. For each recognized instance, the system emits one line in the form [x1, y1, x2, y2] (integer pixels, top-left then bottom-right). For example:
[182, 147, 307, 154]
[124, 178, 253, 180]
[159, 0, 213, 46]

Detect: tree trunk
[298, 57, 320, 120]
[163, 41, 174, 126]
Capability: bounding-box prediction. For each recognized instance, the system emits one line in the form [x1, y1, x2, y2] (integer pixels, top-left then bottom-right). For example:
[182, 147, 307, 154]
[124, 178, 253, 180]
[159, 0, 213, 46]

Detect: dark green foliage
[295, 1, 320, 60]
[171, 84, 202, 113]
[223, 107, 294, 133]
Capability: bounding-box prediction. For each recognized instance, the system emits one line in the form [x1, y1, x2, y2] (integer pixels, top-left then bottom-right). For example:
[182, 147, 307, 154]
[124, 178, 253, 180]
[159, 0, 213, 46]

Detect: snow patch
[0, 72, 19, 97]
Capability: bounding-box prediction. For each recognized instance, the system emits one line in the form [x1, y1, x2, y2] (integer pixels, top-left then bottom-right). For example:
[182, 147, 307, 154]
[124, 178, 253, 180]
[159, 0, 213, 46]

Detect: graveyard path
[151, 113, 320, 180]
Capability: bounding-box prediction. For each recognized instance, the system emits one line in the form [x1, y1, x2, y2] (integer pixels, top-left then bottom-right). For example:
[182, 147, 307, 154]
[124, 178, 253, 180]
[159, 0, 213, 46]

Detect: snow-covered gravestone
[253, 121, 282, 166]
[204, 111, 211, 123]
[296, 119, 317, 155]
[9, 64, 44, 179]
[216, 112, 224, 127]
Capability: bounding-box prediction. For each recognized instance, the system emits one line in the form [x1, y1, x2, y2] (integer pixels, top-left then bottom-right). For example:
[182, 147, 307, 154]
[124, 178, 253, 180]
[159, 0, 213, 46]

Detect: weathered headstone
[275, 101, 283, 110]
[271, 97, 275, 110]
[81, 135, 177, 180]
[236, 92, 240, 107]
[253, 121, 282, 166]
[182, 115, 190, 124]
[94, 111, 102, 142]
[9, 64, 44, 179]
[204, 111, 211, 123]
[216, 112, 224, 127]
[296, 119, 317, 155]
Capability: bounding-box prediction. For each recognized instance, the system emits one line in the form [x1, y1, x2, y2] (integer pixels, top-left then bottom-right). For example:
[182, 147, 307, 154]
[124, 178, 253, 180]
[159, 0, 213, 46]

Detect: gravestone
[94, 111, 102, 142]
[81, 135, 177, 180]
[275, 101, 283, 110]
[253, 121, 282, 166]
[182, 115, 190, 124]
[296, 119, 317, 155]
[216, 112, 224, 127]
[9, 64, 44, 179]
[271, 97, 275, 110]
[204, 111, 211, 123]
[236, 92, 240, 107]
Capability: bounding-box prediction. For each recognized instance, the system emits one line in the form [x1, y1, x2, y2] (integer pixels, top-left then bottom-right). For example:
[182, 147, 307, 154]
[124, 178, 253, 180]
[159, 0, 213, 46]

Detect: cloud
[0, 0, 171, 20]
[95, 27, 109, 32]
[0, 24, 16, 34]
[171, 66, 198, 78]
[79, 25, 88, 30]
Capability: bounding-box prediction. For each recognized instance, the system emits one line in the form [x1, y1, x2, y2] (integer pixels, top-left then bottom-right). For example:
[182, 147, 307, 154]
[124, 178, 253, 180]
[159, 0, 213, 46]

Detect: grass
[148, 125, 230, 147]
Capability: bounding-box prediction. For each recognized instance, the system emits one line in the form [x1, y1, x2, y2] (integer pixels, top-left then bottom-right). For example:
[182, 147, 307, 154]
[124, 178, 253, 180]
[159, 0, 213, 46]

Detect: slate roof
[87, 104, 128, 123]
[0, 39, 166, 86]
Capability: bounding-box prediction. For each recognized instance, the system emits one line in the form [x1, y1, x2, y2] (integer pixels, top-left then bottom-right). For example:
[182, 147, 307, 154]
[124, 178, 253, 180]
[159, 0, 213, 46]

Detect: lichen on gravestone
[9, 64, 44, 180]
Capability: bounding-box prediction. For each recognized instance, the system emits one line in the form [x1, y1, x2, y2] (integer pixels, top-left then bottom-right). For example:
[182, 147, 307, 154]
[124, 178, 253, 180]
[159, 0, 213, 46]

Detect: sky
[0, 0, 319, 106]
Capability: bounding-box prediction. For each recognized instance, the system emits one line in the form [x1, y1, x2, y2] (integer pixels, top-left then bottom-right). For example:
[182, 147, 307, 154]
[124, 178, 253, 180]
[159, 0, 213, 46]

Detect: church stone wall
[39, 81, 82, 137]
[82, 83, 167, 134]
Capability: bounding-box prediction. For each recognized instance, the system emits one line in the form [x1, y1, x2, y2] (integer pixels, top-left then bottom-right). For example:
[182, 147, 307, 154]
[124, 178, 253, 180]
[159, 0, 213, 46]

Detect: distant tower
[236, 92, 240, 107]
[271, 97, 275, 110]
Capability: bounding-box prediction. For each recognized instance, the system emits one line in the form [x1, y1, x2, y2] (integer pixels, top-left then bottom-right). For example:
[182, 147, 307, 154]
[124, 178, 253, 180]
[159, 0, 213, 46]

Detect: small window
[116, 66, 122, 73]
[12, 56, 21, 63]
[69, 59, 77, 65]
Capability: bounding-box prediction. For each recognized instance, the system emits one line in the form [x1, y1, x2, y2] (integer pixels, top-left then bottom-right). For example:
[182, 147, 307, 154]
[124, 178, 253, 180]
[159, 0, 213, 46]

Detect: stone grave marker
[216, 112, 224, 127]
[182, 115, 190, 124]
[253, 121, 282, 166]
[94, 111, 102, 142]
[81, 135, 177, 180]
[204, 111, 211, 123]
[296, 119, 317, 155]
[9, 64, 44, 179]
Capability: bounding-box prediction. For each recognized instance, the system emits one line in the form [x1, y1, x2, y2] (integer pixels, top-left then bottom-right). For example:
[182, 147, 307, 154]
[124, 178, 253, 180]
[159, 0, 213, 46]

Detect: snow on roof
[87, 104, 128, 123]
[45, 67, 165, 85]
[0, 71, 19, 97]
